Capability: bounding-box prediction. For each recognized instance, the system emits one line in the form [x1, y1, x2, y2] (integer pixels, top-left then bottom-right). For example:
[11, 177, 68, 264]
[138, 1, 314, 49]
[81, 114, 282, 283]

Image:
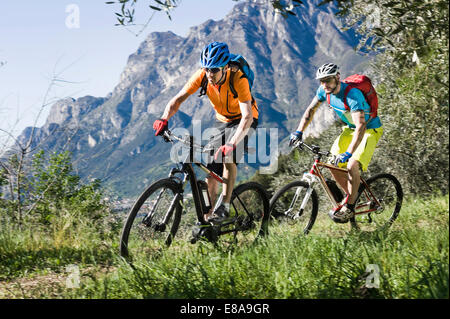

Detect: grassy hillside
[1, 194, 447, 299]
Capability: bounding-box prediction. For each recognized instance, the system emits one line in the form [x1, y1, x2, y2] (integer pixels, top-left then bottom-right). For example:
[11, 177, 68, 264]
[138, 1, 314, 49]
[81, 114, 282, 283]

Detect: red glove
[153, 119, 168, 136]
[214, 143, 236, 161]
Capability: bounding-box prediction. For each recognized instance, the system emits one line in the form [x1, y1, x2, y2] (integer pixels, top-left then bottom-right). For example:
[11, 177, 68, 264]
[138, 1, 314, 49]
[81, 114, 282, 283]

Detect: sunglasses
[205, 67, 223, 74]
[320, 76, 335, 84]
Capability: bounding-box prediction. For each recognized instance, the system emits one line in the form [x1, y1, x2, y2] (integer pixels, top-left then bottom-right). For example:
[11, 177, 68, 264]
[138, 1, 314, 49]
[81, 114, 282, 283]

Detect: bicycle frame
[120, 130, 270, 256]
[298, 143, 383, 216]
[166, 145, 219, 225]
[163, 131, 252, 234]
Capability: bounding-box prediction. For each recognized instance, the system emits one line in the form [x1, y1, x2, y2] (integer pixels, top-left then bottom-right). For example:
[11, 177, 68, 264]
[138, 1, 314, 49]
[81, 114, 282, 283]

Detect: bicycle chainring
[191, 223, 219, 243]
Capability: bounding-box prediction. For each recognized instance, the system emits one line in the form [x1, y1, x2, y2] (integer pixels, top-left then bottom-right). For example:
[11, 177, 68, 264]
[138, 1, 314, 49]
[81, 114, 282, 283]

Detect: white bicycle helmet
[316, 63, 339, 80]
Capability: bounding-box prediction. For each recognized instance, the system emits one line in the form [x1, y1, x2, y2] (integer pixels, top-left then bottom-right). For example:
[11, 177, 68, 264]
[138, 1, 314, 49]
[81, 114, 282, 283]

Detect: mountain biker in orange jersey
[153, 41, 259, 223]
[289, 63, 383, 223]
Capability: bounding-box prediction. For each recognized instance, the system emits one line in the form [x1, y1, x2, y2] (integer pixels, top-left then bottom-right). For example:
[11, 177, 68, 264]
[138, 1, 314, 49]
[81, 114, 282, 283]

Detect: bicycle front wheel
[120, 178, 183, 259]
[269, 181, 319, 235]
[228, 182, 270, 245]
[352, 173, 403, 232]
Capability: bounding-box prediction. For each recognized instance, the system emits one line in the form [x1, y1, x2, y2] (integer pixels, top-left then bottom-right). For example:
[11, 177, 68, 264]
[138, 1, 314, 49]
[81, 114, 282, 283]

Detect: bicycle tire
[351, 173, 403, 231]
[120, 178, 183, 259]
[228, 182, 271, 245]
[269, 180, 319, 235]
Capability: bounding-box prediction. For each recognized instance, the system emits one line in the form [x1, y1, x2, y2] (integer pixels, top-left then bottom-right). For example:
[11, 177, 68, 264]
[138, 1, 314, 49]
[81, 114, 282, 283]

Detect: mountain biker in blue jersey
[289, 63, 383, 223]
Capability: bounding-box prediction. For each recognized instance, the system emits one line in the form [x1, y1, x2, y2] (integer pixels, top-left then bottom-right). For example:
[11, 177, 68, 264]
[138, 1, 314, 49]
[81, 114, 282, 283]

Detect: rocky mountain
[17, 0, 370, 197]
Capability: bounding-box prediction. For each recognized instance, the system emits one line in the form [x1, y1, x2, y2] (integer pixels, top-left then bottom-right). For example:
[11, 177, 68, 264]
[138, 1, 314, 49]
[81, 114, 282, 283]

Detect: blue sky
[0, 0, 235, 146]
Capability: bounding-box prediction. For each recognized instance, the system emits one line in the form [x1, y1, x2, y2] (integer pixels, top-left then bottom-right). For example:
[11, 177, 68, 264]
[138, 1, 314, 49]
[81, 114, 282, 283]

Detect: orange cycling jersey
[183, 68, 259, 123]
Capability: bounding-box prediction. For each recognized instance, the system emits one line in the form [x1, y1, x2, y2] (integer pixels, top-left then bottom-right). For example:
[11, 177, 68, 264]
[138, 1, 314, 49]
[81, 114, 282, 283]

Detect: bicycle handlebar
[163, 130, 211, 153]
[293, 140, 333, 158]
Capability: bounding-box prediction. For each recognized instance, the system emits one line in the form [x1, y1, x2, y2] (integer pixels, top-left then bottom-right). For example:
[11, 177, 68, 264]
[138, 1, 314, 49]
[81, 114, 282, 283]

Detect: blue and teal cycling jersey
[316, 83, 382, 129]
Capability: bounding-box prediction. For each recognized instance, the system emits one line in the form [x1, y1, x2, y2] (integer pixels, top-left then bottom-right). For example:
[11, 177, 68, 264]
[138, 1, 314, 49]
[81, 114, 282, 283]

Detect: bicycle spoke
[120, 179, 182, 259]
[222, 182, 269, 246]
[270, 181, 318, 234]
[353, 174, 403, 232]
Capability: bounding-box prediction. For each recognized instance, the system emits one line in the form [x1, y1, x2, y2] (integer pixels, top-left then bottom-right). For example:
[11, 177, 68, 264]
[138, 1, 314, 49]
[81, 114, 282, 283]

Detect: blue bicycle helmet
[199, 42, 231, 68]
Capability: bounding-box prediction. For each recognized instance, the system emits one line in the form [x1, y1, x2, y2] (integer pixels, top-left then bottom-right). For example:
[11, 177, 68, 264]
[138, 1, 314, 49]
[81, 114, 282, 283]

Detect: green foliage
[1, 194, 447, 298]
[106, 0, 182, 25]
[0, 167, 7, 208]
[0, 150, 107, 225]
[324, 0, 449, 66]
[268, 0, 305, 18]
[0, 167, 6, 196]
[27, 150, 106, 224]
[29, 151, 79, 206]
[371, 47, 449, 195]
[0, 150, 117, 284]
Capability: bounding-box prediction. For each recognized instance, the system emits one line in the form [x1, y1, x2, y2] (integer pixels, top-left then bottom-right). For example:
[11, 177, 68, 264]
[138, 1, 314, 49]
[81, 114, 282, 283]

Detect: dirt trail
[0, 266, 115, 299]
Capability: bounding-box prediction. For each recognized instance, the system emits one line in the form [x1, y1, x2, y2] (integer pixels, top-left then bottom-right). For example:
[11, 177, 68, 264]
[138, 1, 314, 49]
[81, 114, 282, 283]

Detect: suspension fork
[167, 192, 184, 223]
[290, 172, 317, 219]
[143, 173, 187, 228]
[142, 187, 165, 226]
[142, 190, 180, 228]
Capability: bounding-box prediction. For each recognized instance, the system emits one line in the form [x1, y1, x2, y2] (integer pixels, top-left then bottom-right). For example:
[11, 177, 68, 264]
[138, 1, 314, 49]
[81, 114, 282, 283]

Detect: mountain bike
[120, 129, 270, 259]
[270, 140, 403, 233]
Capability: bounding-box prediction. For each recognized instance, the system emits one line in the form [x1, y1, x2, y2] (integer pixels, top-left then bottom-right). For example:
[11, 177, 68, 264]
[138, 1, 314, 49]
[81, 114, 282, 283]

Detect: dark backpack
[326, 74, 378, 119]
[199, 54, 255, 100]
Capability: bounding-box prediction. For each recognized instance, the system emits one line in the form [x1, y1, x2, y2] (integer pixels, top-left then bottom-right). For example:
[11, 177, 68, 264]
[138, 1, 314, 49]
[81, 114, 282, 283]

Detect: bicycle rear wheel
[351, 173, 403, 232]
[120, 178, 183, 259]
[269, 181, 319, 235]
[227, 182, 270, 245]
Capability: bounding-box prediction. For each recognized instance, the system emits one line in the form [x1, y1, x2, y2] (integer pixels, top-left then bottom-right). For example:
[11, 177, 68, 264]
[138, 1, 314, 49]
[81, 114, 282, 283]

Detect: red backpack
[326, 74, 378, 119]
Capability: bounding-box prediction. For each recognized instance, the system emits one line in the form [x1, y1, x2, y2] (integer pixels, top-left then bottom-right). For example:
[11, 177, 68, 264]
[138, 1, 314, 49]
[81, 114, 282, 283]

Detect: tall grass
[0, 212, 118, 281]
[0, 195, 448, 299]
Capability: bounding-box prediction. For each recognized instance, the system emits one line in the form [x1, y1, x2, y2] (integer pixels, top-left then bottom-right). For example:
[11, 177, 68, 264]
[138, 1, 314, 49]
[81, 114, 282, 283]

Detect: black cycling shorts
[204, 118, 258, 177]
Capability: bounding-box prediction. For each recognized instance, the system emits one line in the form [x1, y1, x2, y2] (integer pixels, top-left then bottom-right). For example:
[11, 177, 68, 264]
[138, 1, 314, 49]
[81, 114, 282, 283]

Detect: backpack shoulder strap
[229, 70, 256, 105]
[229, 70, 239, 99]
[198, 74, 208, 97]
[342, 84, 353, 111]
[327, 85, 353, 111]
